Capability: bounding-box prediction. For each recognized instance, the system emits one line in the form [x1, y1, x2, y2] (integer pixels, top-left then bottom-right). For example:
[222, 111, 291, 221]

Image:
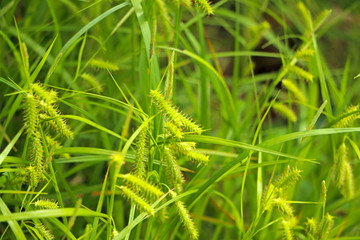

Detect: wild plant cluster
[0, 0, 360, 239]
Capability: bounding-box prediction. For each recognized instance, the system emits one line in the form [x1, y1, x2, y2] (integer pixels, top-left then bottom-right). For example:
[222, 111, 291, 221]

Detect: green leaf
[0, 208, 109, 222]
[0, 128, 24, 166]
[0, 197, 26, 240]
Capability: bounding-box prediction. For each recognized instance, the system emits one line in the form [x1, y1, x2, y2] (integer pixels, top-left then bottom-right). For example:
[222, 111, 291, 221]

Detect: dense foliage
[1, 0, 360, 239]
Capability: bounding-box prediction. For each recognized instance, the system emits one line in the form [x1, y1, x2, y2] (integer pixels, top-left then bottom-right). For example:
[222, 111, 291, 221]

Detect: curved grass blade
[0, 127, 24, 166]
[0, 208, 109, 222]
[0, 197, 26, 240]
[182, 135, 314, 162]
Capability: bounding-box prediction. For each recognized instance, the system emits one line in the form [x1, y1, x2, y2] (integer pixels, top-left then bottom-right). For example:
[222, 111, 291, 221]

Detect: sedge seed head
[34, 199, 59, 209]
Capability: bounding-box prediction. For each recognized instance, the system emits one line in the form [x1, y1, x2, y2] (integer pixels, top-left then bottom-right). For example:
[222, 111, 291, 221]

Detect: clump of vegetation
[1, 0, 360, 239]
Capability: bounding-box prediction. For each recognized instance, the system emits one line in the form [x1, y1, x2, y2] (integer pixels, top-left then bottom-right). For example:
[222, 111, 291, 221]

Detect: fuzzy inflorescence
[34, 223, 55, 240]
[34, 199, 59, 209]
[90, 58, 119, 71]
[333, 142, 355, 199]
[164, 147, 185, 193]
[150, 89, 204, 134]
[22, 83, 73, 188]
[134, 126, 148, 179]
[119, 186, 155, 215]
[170, 191, 199, 239]
[23, 93, 40, 136]
[119, 174, 164, 198]
[170, 142, 209, 165]
[273, 166, 302, 190]
[334, 105, 360, 128]
[288, 65, 313, 82]
[195, 0, 214, 15]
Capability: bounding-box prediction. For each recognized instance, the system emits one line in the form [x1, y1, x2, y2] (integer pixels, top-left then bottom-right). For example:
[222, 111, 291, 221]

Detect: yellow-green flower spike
[31, 83, 58, 105]
[34, 199, 59, 209]
[164, 147, 185, 192]
[119, 174, 164, 198]
[333, 143, 347, 192]
[165, 121, 184, 139]
[295, 49, 315, 59]
[272, 198, 294, 217]
[343, 161, 355, 199]
[170, 191, 199, 239]
[282, 79, 306, 103]
[273, 103, 297, 122]
[29, 131, 44, 181]
[195, 0, 214, 15]
[38, 100, 73, 139]
[23, 93, 40, 136]
[150, 90, 204, 134]
[34, 223, 55, 240]
[288, 65, 313, 82]
[155, 0, 173, 39]
[80, 73, 103, 93]
[170, 142, 209, 165]
[90, 58, 119, 71]
[134, 126, 148, 179]
[274, 166, 302, 190]
[281, 219, 294, 240]
[119, 186, 155, 215]
[334, 105, 360, 128]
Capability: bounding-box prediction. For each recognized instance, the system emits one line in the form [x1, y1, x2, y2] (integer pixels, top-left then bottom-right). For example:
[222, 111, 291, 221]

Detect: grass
[1, 0, 360, 239]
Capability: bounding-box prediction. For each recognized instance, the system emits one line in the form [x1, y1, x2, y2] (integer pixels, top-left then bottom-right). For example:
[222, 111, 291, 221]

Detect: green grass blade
[0, 127, 24, 166]
[0, 197, 26, 240]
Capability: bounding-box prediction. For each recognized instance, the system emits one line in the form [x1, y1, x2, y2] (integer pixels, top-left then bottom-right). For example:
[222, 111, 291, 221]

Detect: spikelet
[150, 90, 204, 134]
[170, 191, 199, 239]
[27, 165, 40, 188]
[134, 126, 148, 179]
[319, 213, 334, 240]
[334, 105, 360, 128]
[34, 223, 55, 240]
[90, 58, 119, 71]
[119, 186, 155, 215]
[306, 218, 318, 238]
[165, 121, 184, 139]
[170, 142, 209, 165]
[23, 93, 40, 136]
[29, 131, 44, 174]
[155, 0, 173, 39]
[343, 161, 355, 199]
[272, 198, 294, 217]
[295, 49, 315, 59]
[288, 65, 313, 82]
[281, 219, 294, 240]
[273, 103, 297, 122]
[164, 147, 185, 192]
[333, 143, 347, 191]
[34, 199, 59, 209]
[282, 79, 306, 103]
[322, 180, 327, 205]
[44, 134, 59, 149]
[31, 83, 57, 105]
[119, 174, 164, 198]
[38, 100, 73, 139]
[262, 184, 276, 211]
[80, 73, 103, 93]
[273, 166, 302, 190]
[195, 0, 214, 15]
